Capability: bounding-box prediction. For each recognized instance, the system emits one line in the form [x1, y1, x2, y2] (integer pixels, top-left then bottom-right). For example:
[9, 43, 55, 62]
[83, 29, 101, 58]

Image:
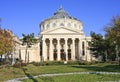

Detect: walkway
[6, 72, 120, 82]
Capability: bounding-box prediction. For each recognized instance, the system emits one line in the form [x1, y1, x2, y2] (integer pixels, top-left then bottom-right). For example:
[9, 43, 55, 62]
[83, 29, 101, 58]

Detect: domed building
[15, 7, 93, 62]
[39, 7, 92, 62]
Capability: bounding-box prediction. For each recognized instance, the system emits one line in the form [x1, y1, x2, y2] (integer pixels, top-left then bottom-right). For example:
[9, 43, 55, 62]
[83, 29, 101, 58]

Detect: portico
[42, 37, 86, 61]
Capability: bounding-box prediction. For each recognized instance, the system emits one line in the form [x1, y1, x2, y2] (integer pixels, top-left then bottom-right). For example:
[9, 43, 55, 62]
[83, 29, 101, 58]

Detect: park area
[0, 62, 120, 82]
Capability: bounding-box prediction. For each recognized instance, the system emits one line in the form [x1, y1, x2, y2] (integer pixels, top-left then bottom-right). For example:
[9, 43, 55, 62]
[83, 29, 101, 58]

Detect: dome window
[46, 24, 50, 28]
[52, 23, 56, 27]
[74, 24, 77, 28]
[67, 23, 71, 27]
[60, 23, 64, 26]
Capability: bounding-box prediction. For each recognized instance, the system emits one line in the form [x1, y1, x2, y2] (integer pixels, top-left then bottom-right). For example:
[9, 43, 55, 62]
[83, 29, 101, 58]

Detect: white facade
[15, 7, 93, 62]
[39, 7, 92, 62]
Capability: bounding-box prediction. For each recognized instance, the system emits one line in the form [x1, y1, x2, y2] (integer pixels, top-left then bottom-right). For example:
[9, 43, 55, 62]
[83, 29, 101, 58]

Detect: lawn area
[0, 63, 120, 81]
[22, 74, 120, 82]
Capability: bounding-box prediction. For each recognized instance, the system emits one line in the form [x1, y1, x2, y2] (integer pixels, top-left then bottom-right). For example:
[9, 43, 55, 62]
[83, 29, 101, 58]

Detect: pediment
[41, 27, 82, 34]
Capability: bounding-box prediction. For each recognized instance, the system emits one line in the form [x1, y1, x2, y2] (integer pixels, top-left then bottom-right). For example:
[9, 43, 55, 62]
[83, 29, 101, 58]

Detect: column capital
[72, 38, 75, 41]
[42, 38, 46, 41]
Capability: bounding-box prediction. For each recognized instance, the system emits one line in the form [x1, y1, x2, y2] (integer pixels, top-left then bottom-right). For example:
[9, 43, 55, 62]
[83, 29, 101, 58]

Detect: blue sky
[0, 0, 120, 37]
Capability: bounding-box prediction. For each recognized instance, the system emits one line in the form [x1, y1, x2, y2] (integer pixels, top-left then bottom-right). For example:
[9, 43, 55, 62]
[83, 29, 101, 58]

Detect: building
[15, 7, 93, 62]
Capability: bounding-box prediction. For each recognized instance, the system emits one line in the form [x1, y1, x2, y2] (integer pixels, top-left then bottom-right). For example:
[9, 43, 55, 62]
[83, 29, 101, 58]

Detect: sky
[0, 0, 120, 37]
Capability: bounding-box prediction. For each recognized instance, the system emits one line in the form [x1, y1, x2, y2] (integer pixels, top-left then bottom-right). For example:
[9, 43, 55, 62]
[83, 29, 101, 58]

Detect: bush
[13, 63, 27, 68]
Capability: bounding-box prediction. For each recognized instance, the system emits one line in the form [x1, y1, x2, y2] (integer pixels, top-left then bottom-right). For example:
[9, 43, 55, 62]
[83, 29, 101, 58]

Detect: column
[65, 38, 68, 61]
[79, 39, 82, 60]
[42, 38, 47, 61]
[72, 38, 75, 60]
[57, 38, 60, 61]
[49, 38, 53, 61]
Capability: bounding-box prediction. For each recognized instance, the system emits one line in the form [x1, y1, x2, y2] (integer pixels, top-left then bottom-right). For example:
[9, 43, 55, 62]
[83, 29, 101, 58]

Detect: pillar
[49, 38, 53, 61]
[79, 39, 82, 60]
[65, 38, 68, 61]
[42, 38, 47, 61]
[72, 38, 75, 60]
[57, 38, 60, 61]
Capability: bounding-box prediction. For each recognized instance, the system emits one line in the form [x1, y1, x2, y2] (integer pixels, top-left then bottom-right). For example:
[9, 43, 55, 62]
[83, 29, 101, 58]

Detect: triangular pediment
[41, 27, 83, 35]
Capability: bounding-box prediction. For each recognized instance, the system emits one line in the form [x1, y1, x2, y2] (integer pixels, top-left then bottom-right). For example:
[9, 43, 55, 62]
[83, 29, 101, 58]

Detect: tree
[88, 32, 107, 61]
[105, 15, 120, 65]
[21, 33, 38, 63]
[0, 28, 15, 63]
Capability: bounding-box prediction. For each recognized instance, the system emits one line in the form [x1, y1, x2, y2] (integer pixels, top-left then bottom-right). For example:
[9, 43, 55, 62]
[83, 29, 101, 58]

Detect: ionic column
[72, 38, 75, 60]
[57, 38, 60, 61]
[49, 38, 53, 61]
[42, 38, 47, 61]
[65, 38, 68, 61]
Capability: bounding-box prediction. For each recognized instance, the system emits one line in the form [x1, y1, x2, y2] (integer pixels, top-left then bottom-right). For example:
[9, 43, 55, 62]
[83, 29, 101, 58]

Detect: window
[67, 23, 71, 27]
[46, 24, 50, 28]
[60, 23, 64, 26]
[74, 24, 77, 28]
[82, 41, 85, 56]
[52, 23, 56, 27]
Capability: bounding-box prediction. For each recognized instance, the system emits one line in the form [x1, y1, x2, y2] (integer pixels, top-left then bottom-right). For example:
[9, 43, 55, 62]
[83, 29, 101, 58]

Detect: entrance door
[68, 49, 71, 60]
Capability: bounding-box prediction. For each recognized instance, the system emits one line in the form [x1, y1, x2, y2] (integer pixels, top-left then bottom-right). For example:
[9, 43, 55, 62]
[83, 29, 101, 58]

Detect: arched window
[52, 23, 56, 27]
[60, 23, 64, 26]
[67, 23, 71, 27]
[46, 24, 50, 28]
[74, 24, 77, 28]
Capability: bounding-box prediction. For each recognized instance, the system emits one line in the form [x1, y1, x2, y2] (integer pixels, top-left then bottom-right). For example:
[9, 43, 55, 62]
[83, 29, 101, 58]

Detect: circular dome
[45, 7, 79, 21]
[40, 7, 83, 32]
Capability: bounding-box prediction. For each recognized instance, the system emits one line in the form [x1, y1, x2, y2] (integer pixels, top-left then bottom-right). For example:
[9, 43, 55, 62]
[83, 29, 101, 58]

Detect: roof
[44, 6, 80, 21]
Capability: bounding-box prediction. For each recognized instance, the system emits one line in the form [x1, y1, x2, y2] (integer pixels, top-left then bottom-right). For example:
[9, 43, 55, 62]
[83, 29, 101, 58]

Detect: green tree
[21, 33, 38, 63]
[89, 32, 107, 61]
[105, 15, 120, 65]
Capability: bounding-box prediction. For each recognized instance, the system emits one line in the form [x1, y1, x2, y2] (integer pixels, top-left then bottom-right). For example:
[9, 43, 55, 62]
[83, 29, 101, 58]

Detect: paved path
[6, 72, 120, 82]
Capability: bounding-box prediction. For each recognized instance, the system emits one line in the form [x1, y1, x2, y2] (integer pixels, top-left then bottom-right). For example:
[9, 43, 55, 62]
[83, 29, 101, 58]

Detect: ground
[0, 62, 120, 82]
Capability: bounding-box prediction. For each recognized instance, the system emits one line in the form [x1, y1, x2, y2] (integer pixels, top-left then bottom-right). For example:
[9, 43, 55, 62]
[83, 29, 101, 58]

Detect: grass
[22, 74, 120, 82]
[0, 63, 120, 81]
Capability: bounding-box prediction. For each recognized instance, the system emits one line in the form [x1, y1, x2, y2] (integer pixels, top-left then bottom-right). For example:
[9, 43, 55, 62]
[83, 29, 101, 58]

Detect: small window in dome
[74, 24, 77, 28]
[67, 23, 71, 27]
[46, 24, 50, 28]
[53, 23, 56, 27]
[60, 23, 64, 26]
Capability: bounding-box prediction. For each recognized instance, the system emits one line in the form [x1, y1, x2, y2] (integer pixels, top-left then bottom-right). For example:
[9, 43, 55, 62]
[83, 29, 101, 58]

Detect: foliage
[104, 15, 120, 63]
[21, 33, 38, 63]
[0, 28, 15, 55]
[105, 16, 120, 46]
[21, 33, 38, 47]
[88, 32, 106, 61]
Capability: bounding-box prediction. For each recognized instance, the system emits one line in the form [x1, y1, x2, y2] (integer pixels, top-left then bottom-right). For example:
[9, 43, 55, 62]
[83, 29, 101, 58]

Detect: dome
[40, 6, 83, 32]
[44, 6, 79, 21]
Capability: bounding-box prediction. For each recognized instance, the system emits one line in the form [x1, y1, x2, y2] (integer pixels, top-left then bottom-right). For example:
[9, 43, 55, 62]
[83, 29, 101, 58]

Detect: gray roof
[44, 7, 79, 21]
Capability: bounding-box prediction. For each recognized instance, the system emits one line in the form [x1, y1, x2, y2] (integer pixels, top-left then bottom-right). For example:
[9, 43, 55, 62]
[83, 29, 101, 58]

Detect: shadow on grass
[72, 64, 120, 72]
[39, 77, 55, 82]
[22, 68, 38, 82]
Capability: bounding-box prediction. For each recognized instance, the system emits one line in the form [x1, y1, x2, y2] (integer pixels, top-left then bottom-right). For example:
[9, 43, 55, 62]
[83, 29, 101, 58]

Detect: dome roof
[44, 6, 79, 21]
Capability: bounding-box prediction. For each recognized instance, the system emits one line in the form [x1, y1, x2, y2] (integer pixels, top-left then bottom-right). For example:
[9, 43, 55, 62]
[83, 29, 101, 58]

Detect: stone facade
[15, 7, 94, 62]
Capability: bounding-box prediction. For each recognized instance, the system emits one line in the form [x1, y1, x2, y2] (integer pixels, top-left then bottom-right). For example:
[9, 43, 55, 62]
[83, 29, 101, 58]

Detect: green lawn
[22, 74, 120, 82]
[0, 63, 120, 81]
